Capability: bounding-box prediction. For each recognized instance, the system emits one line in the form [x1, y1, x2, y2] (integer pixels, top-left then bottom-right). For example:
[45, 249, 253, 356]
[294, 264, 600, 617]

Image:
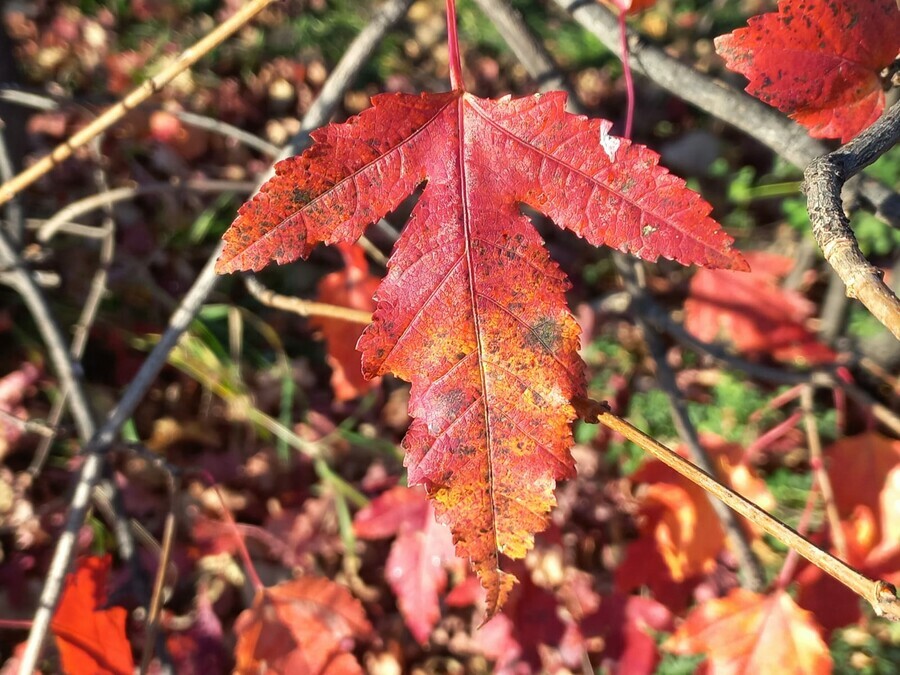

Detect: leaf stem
[575, 398, 900, 622]
[616, 9, 635, 139]
[446, 0, 465, 91]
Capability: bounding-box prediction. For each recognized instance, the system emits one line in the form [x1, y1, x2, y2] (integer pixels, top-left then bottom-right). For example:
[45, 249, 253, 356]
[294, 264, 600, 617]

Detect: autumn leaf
[665, 588, 832, 674]
[233, 576, 372, 675]
[217, 82, 746, 614]
[616, 435, 774, 599]
[796, 504, 900, 633]
[794, 433, 900, 632]
[685, 251, 835, 364]
[574, 593, 674, 675]
[50, 555, 134, 675]
[311, 243, 381, 401]
[353, 485, 459, 644]
[715, 0, 900, 142]
[826, 432, 900, 543]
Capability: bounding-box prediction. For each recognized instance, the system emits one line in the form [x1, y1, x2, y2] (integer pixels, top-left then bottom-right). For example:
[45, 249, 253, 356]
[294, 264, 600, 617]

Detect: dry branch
[576, 399, 900, 622]
[803, 101, 900, 340]
[554, 0, 899, 227]
[0, 0, 279, 208]
[244, 275, 374, 324]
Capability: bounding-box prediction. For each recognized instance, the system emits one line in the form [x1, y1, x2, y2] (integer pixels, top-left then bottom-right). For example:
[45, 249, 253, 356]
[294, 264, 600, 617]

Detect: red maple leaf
[233, 576, 372, 675]
[50, 555, 134, 675]
[665, 588, 832, 674]
[715, 0, 900, 142]
[684, 251, 835, 364]
[311, 243, 380, 401]
[353, 485, 459, 644]
[217, 6, 746, 614]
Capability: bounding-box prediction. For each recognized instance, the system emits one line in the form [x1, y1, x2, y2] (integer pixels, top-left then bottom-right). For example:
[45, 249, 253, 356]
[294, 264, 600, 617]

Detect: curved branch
[803, 101, 900, 340]
[553, 0, 899, 227]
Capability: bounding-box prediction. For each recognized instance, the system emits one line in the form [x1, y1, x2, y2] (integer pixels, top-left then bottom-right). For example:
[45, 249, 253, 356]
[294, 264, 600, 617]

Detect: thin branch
[173, 110, 280, 157]
[0, 120, 24, 244]
[139, 472, 178, 675]
[800, 386, 847, 560]
[575, 398, 900, 622]
[29, 136, 117, 478]
[244, 275, 373, 324]
[0, 0, 280, 208]
[553, 0, 899, 227]
[37, 179, 256, 242]
[803, 100, 900, 340]
[18, 1, 412, 668]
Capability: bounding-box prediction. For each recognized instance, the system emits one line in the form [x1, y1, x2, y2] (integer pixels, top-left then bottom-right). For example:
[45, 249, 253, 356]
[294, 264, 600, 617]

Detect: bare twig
[804, 100, 900, 340]
[37, 179, 255, 242]
[0, 408, 58, 438]
[29, 137, 117, 478]
[173, 110, 280, 157]
[0, 0, 279, 208]
[140, 472, 179, 675]
[800, 386, 847, 560]
[553, 0, 899, 227]
[576, 399, 900, 622]
[471, 0, 578, 99]
[244, 275, 373, 324]
[0, 120, 24, 244]
[19, 1, 412, 668]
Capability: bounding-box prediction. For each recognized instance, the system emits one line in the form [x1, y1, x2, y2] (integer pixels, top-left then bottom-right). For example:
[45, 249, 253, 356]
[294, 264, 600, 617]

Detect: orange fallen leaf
[616, 435, 774, 595]
[826, 432, 900, 544]
[311, 243, 380, 401]
[50, 555, 133, 675]
[665, 588, 832, 674]
[233, 576, 372, 675]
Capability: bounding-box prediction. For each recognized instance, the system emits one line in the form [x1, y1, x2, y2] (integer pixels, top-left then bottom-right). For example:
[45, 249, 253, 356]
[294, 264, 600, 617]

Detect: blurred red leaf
[50, 555, 133, 675]
[311, 243, 380, 401]
[353, 485, 458, 643]
[685, 252, 835, 364]
[665, 588, 832, 674]
[571, 593, 673, 675]
[233, 576, 372, 675]
[715, 0, 900, 142]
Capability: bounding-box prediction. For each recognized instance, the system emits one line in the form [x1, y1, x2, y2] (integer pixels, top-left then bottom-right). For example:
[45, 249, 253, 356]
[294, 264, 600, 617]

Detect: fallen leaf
[353, 485, 458, 643]
[234, 576, 372, 675]
[50, 555, 134, 675]
[826, 432, 900, 543]
[665, 588, 832, 674]
[311, 243, 381, 401]
[616, 435, 773, 597]
[217, 84, 746, 615]
[715, 0, 900, 142]
[573, 593, 674, 675]
[685, 251, 835, 364]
